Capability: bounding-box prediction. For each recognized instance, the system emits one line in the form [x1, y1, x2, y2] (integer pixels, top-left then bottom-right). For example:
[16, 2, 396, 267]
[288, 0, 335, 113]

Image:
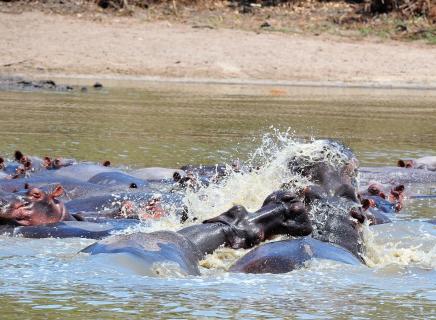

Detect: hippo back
[81, 231, 202, 276]
[230, 237, 362, 274]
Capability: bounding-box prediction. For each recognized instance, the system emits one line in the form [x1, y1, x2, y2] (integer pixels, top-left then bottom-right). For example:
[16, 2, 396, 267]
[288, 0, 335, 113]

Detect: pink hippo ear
[393, 184, 405, 194]
[398, 159, 414, 168]
[43, 156, 52, 168]
[50, 185, 65, 199]
[361, 198, 375, 210]
[54, 157, 63, 168]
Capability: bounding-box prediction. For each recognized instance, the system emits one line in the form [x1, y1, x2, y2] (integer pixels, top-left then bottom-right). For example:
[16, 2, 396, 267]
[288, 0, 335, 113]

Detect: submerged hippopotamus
[0, 185, 77, 226]
[229, 187, 367, 274]
[230, 144, 367, 275]
[358, 182, 405, 224]
[397, 156, 436, 171]
[81, 191, 313, 276]
[0, 185, 147, 238]
[0, 151, 75, 179]
[359, 166, 436, 184]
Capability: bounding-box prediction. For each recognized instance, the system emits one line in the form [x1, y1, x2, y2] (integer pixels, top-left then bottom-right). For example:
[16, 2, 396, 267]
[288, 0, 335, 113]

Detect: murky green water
[0, 82, 435, 319]
[0, 82, 435, 167]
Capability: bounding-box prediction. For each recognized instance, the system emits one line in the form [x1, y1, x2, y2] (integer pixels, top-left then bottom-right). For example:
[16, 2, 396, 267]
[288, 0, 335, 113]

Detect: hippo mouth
[1, 199, 34, 226]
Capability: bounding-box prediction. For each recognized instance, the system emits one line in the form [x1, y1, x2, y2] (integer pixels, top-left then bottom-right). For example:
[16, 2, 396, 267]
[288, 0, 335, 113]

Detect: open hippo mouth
[1, 196, 34, 226]
[0, 185, 68, 226]
[203, 191, 313, 249]
[256, 191, 313, 239]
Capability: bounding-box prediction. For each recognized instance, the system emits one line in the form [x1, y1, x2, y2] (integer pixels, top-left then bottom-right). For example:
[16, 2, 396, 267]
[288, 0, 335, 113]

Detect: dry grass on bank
[0, 0, 435, 43]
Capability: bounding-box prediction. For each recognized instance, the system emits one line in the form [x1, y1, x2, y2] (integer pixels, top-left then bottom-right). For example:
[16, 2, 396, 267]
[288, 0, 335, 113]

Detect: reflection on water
[0, 82, 435, 319]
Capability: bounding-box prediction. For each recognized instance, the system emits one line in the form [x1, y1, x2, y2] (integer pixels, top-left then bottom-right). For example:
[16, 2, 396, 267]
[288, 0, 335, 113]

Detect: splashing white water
[184, 130, 353, 222]
[362, 221, 436, 269]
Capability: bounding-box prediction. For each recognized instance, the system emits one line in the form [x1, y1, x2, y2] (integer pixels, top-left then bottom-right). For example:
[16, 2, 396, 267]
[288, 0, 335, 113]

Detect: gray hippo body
[65, 191, 187, 220]
[229, 237, 362, 274]
[80, 191, 313, 276]
[129, 167, 185, 181]
[88, 171, 150, 190]
[82, 231, 203, 276]
[0, 219, 140, 239]
[398, 156, 436, 171]
[359, 166, 436, 184]
[50, 163, 121, 182]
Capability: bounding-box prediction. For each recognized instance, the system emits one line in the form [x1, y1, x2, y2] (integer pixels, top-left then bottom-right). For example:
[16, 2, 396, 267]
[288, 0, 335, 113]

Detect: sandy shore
[1, 11, 436, 88]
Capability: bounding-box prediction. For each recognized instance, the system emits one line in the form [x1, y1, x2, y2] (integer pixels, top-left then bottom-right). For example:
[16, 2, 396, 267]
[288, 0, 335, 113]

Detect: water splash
[184, 129, 354, 222]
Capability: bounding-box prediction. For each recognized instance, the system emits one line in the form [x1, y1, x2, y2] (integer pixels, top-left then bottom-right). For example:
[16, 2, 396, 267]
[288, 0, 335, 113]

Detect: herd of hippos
[0, 140, 435, 276]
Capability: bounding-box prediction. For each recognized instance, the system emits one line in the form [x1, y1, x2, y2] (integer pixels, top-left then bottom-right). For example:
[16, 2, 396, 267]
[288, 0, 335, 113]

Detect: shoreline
[1, 11, 436, 89]
[4, 72, 436, 91]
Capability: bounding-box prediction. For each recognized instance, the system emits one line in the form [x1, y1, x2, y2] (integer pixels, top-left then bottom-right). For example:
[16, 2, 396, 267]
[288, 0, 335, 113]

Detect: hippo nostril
[129, 183, 137, 189]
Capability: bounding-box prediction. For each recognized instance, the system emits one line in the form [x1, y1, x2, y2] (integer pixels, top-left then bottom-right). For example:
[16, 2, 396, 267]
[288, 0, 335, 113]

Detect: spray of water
[115, 129, 433, 271]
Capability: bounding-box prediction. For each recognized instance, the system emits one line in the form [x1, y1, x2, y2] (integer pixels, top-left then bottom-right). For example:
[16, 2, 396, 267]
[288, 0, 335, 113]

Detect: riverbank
[1, 11, 436, 87]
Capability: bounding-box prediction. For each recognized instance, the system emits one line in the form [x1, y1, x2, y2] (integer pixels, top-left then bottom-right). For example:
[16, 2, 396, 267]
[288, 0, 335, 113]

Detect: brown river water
[0, 81, 435, 319]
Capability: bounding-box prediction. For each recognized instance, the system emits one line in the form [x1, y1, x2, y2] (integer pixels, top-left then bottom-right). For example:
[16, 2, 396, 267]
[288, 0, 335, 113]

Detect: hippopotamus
[65, 191, 187, 221]
[0, 185, 147, 238]
[359, 166, 436, 184]
[0, 174, 115, 200]
[129, 167, 185, 181]
[228, 188, 366, 274]
[229, 237, 362, 274]
[359, 182, 404, 213]
[48, 163, 121, 182]
[88, 171, 150, 190]
[228, 153, 367, 276]
[398, 156, 436, 171]
[0, 219, 141, 239]
[0, 185, 78, 226]
[80, 190, 313, 276]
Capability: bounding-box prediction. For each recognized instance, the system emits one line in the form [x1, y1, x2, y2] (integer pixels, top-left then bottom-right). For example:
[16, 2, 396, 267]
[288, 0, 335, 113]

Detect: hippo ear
[350, 208, 366, 224]
[398, 159, 414, 168]
[393, 184, 405, 193]
[43, 156, 52, 168]
[102, 160, 111, 167]
[173, 171, 182, 182]
[361, 199, 371, 210]
[14, 150, 24, 161]
[23, 160, 32, 170]
[50, 185, 65, 199]
[54, 157, 62, 168]
[0, 157, 4, 169]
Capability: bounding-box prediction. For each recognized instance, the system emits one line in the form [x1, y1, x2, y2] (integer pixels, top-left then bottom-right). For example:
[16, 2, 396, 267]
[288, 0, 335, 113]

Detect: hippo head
[43, 156, 75, 170]
[203, 191, 312, 249]
[398, 159, 415, 168]
[256, 190, 313, 239]
[1, 185, 67, 226]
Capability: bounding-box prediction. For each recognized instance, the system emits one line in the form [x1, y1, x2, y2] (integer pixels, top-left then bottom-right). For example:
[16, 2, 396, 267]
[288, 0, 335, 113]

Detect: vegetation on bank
[1, 0, 435, 43]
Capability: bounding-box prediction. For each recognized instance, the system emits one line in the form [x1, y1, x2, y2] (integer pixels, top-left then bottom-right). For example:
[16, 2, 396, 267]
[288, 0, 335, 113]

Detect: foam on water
[362, 221, 436, 269]
[184, 130, 353, 222]
[94, 130, 435, 273]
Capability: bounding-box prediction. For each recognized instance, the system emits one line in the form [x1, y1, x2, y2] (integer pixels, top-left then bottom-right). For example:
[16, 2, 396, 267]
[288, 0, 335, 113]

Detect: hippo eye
[129, 183, 138, 189]
[23, 201, 32, 207]
[30, 192, 42, 199]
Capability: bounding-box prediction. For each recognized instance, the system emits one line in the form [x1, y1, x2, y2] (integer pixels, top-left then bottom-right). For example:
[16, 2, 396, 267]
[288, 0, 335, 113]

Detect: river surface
[0, 81, 435, 319]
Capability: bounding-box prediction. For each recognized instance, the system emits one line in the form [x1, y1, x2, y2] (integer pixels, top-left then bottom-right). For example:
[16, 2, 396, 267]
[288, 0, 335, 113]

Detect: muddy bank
[1, 11, 436, 87]
[0, 76, 106, 92]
